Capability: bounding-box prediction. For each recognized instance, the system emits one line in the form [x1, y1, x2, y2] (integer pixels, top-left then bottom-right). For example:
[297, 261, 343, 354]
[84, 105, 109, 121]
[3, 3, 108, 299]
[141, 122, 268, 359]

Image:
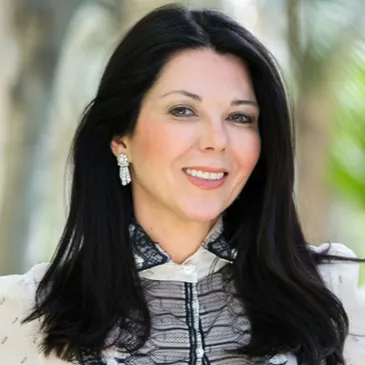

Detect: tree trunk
[0, 0, 51, 275]
[0, 0, 82, 275]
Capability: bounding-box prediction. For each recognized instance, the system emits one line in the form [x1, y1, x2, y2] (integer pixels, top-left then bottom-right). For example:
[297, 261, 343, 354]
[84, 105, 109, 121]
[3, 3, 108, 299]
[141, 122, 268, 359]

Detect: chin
[179, 202, 225, 223]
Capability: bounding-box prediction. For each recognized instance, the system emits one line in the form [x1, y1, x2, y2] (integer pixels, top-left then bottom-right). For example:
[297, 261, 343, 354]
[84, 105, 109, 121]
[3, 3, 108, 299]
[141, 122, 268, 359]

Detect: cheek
[131, 115, 190, 169]
[131, 122, 164, 169]
[234, 132, 261, 170]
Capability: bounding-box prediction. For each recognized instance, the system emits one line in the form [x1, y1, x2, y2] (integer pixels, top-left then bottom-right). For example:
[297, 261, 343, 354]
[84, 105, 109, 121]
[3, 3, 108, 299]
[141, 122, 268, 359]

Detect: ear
[110, 136, 131, 160]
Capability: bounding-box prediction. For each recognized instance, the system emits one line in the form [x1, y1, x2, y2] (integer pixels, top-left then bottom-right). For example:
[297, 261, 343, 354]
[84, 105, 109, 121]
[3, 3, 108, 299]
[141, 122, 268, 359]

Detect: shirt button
[197, 348, 205, 357]
[183, 265, 196, 274]
[268, 354, 287, 364]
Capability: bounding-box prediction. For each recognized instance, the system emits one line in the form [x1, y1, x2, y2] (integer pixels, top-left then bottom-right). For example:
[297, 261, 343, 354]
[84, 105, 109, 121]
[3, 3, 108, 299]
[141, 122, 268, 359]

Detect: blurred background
[0, 0, 364, 283]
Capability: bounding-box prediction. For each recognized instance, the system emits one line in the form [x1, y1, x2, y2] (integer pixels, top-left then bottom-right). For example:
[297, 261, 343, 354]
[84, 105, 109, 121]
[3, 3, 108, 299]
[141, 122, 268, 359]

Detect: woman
[1, 4, 364, 365]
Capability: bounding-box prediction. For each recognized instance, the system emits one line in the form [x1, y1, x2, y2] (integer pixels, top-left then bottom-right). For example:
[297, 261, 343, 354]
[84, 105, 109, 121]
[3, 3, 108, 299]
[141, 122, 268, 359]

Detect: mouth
[183, 168, 228, 180]
[182, 167, 229, 190]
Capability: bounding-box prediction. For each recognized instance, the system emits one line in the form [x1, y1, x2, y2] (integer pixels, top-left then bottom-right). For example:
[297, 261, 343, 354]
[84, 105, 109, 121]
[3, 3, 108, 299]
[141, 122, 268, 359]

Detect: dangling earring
[117, 153, 131, 186]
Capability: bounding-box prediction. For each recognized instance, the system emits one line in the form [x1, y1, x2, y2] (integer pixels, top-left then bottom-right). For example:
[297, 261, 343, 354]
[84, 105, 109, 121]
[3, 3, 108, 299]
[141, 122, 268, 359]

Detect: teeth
[185, 169, 225, 180]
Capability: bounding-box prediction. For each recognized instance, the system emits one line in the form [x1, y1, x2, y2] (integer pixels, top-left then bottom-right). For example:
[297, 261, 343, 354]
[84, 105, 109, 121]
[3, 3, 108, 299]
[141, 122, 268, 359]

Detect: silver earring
[117, 153, 131, 186]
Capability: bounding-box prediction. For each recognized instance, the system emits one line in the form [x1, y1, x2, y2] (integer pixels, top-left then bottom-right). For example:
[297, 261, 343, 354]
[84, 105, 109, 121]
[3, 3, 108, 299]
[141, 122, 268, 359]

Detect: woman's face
[112, 48, 261, 223]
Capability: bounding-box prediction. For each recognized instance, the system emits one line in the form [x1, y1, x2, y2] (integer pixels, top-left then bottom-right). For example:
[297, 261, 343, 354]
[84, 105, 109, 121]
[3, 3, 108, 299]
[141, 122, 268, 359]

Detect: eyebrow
[160, 89, 258, 107]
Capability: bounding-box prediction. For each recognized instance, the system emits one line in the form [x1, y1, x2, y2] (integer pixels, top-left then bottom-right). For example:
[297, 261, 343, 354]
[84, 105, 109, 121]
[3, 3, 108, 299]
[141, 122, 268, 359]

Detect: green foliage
[328, 46, 365, 211]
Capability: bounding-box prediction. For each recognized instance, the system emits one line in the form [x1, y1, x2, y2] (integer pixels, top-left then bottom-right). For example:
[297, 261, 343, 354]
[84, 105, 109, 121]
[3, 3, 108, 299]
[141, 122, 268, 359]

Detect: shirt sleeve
[0, 263, 51, 364]
[314, 243, 365, 365]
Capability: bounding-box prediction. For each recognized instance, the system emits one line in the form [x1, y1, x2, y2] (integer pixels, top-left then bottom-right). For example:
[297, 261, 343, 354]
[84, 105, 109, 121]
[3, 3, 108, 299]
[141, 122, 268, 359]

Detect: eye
[227, 113, 254, 124]
[169, 106, 196, 117]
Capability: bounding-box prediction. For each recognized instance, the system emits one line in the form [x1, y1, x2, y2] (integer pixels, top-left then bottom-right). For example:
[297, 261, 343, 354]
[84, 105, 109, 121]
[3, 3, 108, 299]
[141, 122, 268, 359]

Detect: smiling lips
[183, 166, 228, 190]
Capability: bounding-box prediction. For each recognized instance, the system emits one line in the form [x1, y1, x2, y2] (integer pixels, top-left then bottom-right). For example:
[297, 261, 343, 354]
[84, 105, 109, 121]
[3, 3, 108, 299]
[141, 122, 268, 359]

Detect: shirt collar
[128, 216, 236, 271]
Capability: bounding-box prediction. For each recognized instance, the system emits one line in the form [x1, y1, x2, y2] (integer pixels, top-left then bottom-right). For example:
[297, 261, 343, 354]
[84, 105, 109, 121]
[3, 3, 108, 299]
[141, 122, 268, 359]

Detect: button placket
[268, 353, 288, 365]
[191, 283, 204, 364]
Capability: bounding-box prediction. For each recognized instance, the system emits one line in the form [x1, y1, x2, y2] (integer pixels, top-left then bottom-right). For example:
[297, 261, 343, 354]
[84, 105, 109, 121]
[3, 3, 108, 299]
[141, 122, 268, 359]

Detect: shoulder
[307, 242, 362, 299]
[0, 262, 49, 300]
[308, 241, 357, 257]
[307, 242, 360, 292]
[0, 263, 50, 363]
[308, 243, 365, 363]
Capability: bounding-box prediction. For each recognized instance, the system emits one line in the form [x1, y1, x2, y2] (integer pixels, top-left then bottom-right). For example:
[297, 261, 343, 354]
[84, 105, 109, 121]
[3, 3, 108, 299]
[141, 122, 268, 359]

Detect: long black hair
[24, 4, 364, 365]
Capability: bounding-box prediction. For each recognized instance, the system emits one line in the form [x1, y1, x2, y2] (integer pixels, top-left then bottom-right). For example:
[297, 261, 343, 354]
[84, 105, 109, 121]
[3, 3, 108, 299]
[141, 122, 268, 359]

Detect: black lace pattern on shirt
[76, 266, 289, 365]
[76, 219, 290, 365]
[129, 216, 236, 272]
[128, 219, 170, 271]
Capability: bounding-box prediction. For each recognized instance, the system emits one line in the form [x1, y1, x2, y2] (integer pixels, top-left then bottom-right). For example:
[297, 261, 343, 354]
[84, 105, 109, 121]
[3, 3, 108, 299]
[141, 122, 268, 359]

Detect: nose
[198, 118, 228, 152]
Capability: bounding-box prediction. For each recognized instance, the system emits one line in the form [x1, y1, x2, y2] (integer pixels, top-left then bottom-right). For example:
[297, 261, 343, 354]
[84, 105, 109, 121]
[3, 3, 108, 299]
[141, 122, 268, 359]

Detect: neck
[133, 205, 219, 265]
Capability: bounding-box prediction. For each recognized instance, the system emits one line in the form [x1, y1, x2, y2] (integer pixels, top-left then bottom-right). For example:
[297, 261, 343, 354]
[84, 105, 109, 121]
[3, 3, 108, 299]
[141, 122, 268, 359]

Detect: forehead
[147, 48, 255, 100]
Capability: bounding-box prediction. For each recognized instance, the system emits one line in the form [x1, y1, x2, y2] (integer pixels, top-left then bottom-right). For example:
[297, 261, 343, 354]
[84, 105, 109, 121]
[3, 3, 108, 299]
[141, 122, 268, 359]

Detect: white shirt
[0, 242, 365, 365]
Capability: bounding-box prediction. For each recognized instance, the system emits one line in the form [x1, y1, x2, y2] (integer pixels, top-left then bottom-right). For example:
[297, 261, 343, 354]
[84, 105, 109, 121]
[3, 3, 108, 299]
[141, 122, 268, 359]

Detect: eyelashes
[169, 105, 195, 117]
[168, 105, 256, 125]
[226, 113, 255, 124]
